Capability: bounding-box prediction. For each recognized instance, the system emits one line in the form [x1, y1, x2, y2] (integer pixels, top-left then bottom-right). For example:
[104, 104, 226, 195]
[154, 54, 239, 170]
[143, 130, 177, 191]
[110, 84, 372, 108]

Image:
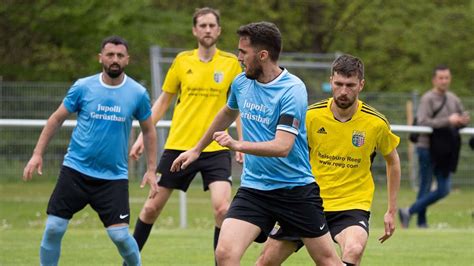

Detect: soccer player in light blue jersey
[23, 36, 158, 266]
[171, 22, 342, 265]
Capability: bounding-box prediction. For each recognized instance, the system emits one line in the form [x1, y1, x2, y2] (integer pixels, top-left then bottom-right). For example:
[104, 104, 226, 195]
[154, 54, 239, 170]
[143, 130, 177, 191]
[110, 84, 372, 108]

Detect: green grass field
[1, 180, 473, 265]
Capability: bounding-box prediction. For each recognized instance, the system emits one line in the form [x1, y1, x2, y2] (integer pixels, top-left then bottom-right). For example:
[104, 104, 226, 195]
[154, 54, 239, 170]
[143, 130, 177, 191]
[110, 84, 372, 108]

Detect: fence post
[408, 91, 419, 190]
[150, 46, 187, 228]
[406, 99, 416, 190]
[149, 46, 166, 160]
[0, 76, 3, 118]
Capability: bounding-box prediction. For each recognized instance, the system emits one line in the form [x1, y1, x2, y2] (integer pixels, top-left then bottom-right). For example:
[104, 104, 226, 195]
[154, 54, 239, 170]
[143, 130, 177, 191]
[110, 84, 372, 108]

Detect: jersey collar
[193, 48, 219, 63]
[255, 68, 287, 87]
[328, 98, 362, 122]
[99, 73, 128, 89]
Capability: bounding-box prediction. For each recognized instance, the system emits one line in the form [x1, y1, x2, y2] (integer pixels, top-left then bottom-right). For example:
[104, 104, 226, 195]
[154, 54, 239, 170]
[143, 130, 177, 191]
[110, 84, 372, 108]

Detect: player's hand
[379, 211, 396, 243]
[213, 131, 240, 151]
[235, 151, 244, 164]
[141, 170, 159, 198]
[129, 135, 144, 161]
[23, 154, 43, 181]
[170, 149, 200, 172]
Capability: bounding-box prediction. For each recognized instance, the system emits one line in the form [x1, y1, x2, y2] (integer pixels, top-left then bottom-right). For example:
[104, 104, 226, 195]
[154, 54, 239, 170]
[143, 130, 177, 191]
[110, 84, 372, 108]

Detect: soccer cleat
[398, 208, 411, 228]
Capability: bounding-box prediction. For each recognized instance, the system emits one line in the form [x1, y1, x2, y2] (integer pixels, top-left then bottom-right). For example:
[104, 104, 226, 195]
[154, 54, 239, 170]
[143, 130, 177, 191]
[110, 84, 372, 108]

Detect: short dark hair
[331, 54, 364, 80]
[432, 64, 450, 77]
[101, 36, 128, 51]
[193, 7, 220, 26]
[237, 22, 282, 61]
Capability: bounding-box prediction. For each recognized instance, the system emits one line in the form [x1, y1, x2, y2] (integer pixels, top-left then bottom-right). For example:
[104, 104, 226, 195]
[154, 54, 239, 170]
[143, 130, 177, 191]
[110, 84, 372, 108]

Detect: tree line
[1, 0, 473, 95]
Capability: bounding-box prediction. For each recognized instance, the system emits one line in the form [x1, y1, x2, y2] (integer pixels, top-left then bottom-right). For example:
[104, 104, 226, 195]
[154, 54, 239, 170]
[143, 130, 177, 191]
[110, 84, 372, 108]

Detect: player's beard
[198, 36, 217, 49]
[334, 95, 356, 109]
[103, 63, 124, 79]
[244, 58, 263, 80]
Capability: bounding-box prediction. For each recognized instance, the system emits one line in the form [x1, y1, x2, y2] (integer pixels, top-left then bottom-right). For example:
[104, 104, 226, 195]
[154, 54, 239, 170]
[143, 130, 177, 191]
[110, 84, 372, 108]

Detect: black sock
[132, 218, 154, 251]
[343, 261, 356, 266]
[213, 226, 221, 251]
[214, 226, 221, 266]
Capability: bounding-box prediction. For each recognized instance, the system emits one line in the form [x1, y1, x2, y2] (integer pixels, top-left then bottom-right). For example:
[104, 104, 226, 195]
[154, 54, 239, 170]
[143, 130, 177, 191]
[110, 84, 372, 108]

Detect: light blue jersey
[62, 73, 152, 180]
[227, 69, 314, 190]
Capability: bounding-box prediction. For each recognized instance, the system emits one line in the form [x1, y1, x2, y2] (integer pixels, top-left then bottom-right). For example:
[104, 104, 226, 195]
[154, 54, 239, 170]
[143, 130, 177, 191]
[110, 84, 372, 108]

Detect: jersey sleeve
[377, 123, 400, 156]
[134, 90, 152, 121]
[63, 81, 83, 113]
[276, 84, 307, 135]
[161, 58, 181, 94]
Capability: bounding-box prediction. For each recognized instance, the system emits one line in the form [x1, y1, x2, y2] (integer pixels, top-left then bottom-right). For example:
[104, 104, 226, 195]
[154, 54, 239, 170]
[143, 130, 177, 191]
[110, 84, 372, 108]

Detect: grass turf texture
[1, 180, 473, 265]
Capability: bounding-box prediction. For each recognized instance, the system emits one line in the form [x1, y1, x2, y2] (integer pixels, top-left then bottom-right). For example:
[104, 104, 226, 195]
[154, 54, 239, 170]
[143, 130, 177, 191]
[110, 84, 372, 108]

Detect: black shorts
[270, 209, 371, 251]
[47, 166, 130, 227]
[157, 149, 232, 192]
[225, 183, 327, 243]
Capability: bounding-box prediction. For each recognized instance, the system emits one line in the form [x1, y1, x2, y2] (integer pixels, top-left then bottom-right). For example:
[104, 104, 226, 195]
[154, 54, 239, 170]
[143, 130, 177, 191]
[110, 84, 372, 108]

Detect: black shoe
[417, 223, 428, 229]
[398, 208, 410, 228]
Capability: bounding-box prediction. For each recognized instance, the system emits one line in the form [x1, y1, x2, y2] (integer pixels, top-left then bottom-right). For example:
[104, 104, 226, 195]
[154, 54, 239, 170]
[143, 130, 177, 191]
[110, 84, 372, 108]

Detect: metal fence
[1, 48, 473, 187]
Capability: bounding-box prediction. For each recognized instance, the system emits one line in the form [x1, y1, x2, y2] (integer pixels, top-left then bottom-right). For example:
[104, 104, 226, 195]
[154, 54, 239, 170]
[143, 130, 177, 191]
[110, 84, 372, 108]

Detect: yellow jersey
[306, 98, 400, 211]
[162, 49, 242, 151]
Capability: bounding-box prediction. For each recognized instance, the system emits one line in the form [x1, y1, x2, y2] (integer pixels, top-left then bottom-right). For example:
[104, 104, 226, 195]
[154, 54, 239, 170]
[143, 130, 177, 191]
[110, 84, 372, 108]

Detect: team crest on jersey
[214, 71, 224, 83]
[352, 130, 366, 147]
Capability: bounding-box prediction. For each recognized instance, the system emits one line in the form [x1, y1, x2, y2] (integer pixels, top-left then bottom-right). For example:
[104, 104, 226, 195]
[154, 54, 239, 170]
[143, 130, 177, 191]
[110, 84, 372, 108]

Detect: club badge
[214, 71, 224, 83]
[352, 130, 366, 147]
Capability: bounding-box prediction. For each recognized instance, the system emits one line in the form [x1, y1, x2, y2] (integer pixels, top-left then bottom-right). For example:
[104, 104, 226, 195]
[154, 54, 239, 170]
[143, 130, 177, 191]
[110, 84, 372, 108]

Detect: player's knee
[213, 204, 229, 222]
[107, 226, 130, 249]
[215, 244, 235, 263]
[343, 241, 365, 260]
[43, 215, 68, 242]
[40, 216, 68, 266]
[255, 252, 276, 266]
[255, 256, 266, 266]
[107, 226, 140, 265]
[141, 202, 163, 220]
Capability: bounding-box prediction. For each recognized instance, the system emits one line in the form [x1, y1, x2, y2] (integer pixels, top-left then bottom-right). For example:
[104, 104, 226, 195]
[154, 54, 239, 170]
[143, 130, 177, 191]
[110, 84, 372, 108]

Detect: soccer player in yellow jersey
[128, 7, 242, 260]
[256, 54, 401, 266]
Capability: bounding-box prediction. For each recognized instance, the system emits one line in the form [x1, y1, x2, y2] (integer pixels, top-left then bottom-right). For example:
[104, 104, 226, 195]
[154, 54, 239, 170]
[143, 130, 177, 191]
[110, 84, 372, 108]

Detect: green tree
[0, 0, 190, 82]
[1, 0, 473, 95]
[327, 0, 474, 95]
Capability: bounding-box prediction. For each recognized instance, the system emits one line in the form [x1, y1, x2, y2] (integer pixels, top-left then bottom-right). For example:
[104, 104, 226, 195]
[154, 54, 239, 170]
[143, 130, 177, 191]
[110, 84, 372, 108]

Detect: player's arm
[171, 106, 239, 171]
[234, 116, 244, 163]
[227, 85, 303, 157]
[23, 103, 71, 181]
[214, 129, 295, 157]
[379, 148, 401, 243]
[138, 116, 159, 197]
[129, 91, 175, 160]
[149, 91, 176, 125]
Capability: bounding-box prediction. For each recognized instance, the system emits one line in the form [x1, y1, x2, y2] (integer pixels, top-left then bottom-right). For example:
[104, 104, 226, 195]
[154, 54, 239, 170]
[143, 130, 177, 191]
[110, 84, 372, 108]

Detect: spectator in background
[23, 36, 158, 266]
[128, 7, 242, 262]
[399, 65, 470, 228]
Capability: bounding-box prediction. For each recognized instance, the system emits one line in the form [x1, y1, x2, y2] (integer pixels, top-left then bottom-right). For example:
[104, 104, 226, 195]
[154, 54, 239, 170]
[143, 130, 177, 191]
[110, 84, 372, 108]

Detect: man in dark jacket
[399, 65, 470, 228]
